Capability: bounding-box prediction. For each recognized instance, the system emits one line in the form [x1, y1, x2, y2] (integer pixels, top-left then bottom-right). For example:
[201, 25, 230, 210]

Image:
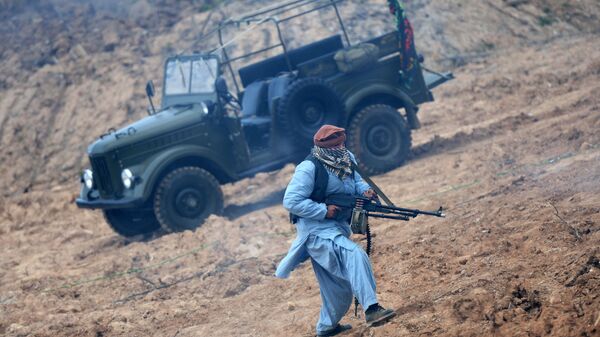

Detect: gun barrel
[414, 209, 445, 217]
[367, 207, 417, 218]
[366, 212, 410, 221]
[365, 203, 444, 218]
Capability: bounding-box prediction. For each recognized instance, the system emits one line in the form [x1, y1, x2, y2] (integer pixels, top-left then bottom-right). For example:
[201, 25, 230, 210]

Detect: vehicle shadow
[223, 188, 286, 220]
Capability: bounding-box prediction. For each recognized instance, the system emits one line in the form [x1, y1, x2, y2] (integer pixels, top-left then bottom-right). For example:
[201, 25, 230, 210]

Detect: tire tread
[276, 77, 344, 148]
[153, 166, 223, 233]
[346, 104, 412, 175]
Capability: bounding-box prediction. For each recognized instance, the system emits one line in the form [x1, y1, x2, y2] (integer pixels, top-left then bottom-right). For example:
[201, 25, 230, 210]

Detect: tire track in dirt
[25, 84, 68, 193]
[0, 88, 38, 148]
[413, 78, 599, 161]
[412, 112, 537, 159]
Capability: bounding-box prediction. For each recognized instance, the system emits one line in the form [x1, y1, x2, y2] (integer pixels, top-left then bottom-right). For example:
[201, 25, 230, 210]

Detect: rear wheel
[103, 208, 160, 237]
[346, 104, 411, 175]
[276, 77, 344, 149]
[153, 166, 223, 232]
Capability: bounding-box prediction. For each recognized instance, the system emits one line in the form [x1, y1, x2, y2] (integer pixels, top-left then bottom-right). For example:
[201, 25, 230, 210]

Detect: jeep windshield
[164, 57, 218, 95]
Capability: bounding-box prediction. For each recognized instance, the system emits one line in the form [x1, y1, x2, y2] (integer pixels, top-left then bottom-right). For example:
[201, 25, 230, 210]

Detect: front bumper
[76, 196, 144, 209]
[76, 186, 146, 210]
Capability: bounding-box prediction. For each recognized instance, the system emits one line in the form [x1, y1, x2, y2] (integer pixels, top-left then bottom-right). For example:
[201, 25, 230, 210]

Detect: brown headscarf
[313, 124, 346, 148]
[312, 125, 353, 178]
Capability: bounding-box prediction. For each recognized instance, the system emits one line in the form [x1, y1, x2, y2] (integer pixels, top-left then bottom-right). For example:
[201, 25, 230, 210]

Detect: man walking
[276, 125, 395, 336]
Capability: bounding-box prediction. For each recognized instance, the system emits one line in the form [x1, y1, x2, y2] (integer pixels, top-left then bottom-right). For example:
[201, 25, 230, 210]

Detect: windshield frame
[163, 55, 219, 96]
[161, 54, 221, 109]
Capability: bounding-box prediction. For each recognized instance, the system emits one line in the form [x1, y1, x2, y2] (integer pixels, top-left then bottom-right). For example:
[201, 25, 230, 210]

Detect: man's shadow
[223, 188, 286, 220]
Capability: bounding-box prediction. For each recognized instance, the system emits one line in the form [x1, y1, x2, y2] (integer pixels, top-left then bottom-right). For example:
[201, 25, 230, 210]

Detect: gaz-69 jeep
[76, 0, 453, 237]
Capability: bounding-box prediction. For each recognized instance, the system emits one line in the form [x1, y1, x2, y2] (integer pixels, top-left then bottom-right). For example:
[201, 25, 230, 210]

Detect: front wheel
[346, 104, 411, 175]
[153, 167, 223, 232]
[103, 208, 160, 237]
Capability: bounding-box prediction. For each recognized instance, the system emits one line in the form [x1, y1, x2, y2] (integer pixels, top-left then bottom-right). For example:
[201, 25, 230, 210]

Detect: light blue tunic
[276, 155, 379, 334]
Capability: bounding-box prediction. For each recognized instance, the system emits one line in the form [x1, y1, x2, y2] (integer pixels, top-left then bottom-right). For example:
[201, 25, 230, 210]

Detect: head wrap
[313, 124, 346, 148]
[312, 125, 353, 179]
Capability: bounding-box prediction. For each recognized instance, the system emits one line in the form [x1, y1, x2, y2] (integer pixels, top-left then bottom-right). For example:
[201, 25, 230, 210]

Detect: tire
[103, 208, 160, 237]
[346, 104, 411, 175]
[153, 167, 223, 232]
[276, 77, 344, 149]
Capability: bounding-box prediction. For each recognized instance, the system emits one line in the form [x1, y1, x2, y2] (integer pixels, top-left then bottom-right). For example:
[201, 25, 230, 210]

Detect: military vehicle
[76, 0, 453, 237]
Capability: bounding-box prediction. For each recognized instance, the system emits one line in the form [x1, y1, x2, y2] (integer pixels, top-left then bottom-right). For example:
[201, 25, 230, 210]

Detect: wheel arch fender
[344, 85, 417, 124]
[140, 145, 234, 201]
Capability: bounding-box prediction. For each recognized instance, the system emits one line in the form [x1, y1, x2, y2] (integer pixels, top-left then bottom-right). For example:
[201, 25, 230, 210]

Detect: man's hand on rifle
[363, 189, 377, 200]
[326, 205, 340, 219]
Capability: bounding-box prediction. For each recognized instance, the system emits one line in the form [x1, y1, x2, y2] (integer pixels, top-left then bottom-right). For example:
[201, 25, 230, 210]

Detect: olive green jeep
[76, 0, 452, 236]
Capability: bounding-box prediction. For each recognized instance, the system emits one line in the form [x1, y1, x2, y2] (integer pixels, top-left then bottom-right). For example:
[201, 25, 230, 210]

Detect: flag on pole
[387, 0, 418, 83]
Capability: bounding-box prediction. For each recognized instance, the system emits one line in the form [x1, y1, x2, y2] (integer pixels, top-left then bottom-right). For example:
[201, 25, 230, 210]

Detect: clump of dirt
[566, 256, 600, 287]
[511, 285, 542, 315]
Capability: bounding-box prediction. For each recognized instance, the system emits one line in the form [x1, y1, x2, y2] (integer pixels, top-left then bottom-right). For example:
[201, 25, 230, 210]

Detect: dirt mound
[1, 1, 600, 336]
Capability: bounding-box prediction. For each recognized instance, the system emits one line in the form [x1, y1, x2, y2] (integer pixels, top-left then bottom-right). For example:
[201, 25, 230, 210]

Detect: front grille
[90, 156, 114, 196]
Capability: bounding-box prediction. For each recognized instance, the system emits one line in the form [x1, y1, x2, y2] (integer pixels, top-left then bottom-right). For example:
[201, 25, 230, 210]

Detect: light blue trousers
[306, 234, 378, 334]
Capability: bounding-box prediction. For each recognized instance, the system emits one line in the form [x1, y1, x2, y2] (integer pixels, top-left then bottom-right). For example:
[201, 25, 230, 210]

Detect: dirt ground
[0, 0, 599, 336]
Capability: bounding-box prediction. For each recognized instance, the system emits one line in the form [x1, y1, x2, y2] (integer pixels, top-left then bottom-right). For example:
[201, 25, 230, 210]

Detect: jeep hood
[88, 104, 206, 155]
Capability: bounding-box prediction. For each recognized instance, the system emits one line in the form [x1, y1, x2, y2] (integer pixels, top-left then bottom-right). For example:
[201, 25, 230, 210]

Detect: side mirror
[145, 80, 155, 98]
[215, 76, 231, 102]
[145, 80, 156, 115]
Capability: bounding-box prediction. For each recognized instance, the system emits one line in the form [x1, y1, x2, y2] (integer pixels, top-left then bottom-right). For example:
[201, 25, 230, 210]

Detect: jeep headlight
[83, 169, 94, 189]
[200, 101, 209, 115]
[121, 168, 134, 189]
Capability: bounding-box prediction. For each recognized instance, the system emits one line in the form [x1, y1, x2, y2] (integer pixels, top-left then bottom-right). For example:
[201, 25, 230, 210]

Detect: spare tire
[276, 77, 344, 149]
[346, 104, 411, 175]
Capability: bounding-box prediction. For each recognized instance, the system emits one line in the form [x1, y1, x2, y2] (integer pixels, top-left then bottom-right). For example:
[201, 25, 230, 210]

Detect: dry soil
[0, 0, 599, 336]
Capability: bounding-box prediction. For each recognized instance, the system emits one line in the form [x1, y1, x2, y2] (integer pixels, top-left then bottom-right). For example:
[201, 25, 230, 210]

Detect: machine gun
[326, 193, 444, 317]
[325, 194, 445, 235]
